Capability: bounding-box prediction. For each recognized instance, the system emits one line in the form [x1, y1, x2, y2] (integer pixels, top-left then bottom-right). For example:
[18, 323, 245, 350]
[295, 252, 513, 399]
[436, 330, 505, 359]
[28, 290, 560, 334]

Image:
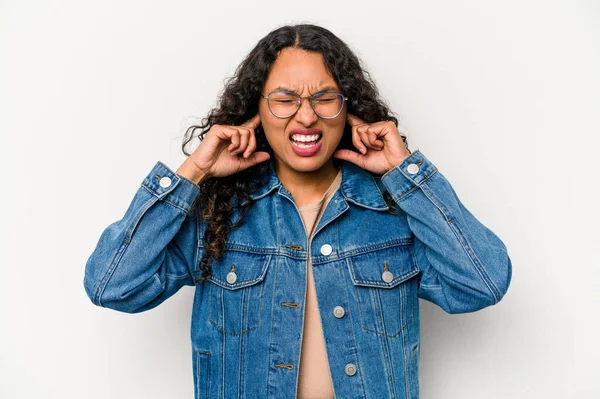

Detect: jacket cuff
[141, 161, 200, 213]
[381, 150, 438, 201]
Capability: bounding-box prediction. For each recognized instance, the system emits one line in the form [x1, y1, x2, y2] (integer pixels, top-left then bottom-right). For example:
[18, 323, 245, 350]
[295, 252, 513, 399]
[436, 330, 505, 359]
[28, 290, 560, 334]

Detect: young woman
[84, 24, 512, 399]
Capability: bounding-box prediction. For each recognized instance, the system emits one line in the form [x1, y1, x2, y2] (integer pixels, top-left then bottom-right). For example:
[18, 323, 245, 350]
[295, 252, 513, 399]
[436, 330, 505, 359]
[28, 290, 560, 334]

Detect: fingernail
[361, 147, 367, 154]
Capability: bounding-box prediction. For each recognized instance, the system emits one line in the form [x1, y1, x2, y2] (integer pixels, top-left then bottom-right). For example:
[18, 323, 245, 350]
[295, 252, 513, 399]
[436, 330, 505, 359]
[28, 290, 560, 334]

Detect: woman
[84, 24, 512, 399]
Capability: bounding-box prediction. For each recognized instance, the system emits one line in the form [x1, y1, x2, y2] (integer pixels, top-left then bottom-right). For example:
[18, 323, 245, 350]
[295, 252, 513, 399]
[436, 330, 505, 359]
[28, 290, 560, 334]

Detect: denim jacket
[84, 149, 512, 399]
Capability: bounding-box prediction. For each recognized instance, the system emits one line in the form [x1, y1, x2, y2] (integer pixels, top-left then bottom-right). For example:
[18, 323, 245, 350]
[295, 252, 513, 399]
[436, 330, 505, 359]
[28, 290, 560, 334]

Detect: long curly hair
[182, 24, 409, 283]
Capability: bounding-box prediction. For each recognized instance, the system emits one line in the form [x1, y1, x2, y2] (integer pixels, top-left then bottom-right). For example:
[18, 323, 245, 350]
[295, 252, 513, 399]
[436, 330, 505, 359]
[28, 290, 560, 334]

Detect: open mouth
[289, 133, 323, 148]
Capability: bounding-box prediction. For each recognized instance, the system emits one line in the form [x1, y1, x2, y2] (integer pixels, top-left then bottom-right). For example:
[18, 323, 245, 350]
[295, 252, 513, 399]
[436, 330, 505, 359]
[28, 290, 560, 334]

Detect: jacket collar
[249, 159, 389, 211]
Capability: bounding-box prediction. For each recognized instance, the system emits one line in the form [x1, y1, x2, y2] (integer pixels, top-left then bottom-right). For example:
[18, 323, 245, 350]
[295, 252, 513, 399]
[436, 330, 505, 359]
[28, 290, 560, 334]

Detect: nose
[294, 96, 319, 126]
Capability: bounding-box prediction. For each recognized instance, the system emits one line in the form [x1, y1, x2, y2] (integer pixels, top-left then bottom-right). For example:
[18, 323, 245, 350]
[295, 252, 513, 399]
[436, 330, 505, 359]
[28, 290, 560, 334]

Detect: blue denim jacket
[84, 149, 512, 399]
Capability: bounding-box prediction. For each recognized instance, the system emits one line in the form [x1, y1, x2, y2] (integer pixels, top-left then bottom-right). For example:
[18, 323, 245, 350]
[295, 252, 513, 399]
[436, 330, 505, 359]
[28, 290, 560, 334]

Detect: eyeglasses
[261, 91, 348, 119]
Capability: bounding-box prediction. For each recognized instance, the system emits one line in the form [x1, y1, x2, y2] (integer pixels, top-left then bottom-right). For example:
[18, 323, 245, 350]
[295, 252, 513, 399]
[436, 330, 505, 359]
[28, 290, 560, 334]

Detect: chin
[279, 153, 330, 173]
[291, 161, 327, 173]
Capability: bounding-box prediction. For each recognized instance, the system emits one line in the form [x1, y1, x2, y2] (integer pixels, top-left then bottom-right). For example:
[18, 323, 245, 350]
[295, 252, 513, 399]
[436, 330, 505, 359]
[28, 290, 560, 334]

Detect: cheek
[328, 120, 346, 142]
[259, 110, 286, 145]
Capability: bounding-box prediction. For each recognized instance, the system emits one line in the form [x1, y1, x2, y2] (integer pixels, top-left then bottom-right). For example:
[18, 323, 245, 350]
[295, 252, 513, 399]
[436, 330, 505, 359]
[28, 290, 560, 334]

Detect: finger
[243, 129, 257, 158]
[356, 124, 379, 151]
[234, 129, 250, 154]
[351, 129, 367, 155]
[332, 149, 364, 167]
[228, 130, 241, 151]
[366, 127, 383, 148]
[209, 125, 239, 149]
[240, 151, 270, 168]
[373, 124, 390, 147]
[240, 113, 261, 130]
[347, 113, 365, 127]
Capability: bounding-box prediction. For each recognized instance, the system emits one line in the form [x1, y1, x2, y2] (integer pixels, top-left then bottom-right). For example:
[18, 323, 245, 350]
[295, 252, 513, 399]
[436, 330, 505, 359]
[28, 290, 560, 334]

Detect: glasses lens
[267, 91, 345, 118]
[269, 92, 300, 118]
[312, 93, 344, 118]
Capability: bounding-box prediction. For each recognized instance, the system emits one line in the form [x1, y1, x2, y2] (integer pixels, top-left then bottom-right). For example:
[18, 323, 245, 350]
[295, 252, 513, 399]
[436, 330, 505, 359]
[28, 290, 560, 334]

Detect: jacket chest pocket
[346, 244, 420, 338]
[206, 250, 272, 336]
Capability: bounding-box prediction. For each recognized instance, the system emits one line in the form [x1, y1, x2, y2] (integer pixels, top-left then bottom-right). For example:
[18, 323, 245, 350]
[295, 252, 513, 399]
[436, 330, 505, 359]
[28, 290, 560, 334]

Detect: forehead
[264, 48, 339, 93]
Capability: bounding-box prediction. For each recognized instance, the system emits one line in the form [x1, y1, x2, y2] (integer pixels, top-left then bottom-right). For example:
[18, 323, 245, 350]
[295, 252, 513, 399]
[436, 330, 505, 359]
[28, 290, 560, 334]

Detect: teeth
[291, 133, 321, 142]
[292, 141, 318, 149]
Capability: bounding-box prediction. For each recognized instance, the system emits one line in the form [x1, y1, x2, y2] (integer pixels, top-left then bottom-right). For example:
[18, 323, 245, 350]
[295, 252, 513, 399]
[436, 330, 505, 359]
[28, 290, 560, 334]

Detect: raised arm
[83, 161, 202, 313]
[84, 113, 270, 313]
[381, 150, 512, 314]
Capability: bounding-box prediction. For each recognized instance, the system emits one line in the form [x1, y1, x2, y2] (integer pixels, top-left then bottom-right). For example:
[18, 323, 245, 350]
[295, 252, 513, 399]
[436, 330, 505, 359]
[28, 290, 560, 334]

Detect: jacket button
[159, 176, 172, 188]
[226, 271, 237, 284]
[333, 306, 345, 318]
[320, 244, 333, 256]
[382, 270, 394, 283]
[344, 363, 357, 376]
[406, 163, 420, 174]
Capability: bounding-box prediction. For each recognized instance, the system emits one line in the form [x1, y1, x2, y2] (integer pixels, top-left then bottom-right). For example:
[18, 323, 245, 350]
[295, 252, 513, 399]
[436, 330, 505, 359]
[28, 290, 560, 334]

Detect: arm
[381, 150, 512, 314]
[83, 161, 202, 314]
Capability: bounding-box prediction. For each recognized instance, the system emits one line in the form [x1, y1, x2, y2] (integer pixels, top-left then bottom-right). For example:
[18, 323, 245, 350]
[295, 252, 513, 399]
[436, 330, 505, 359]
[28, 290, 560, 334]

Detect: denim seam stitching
[141, 184, 192, 214]
[375, 286, 398, 398]
[273, 196, 282, 253]
[200, 238, 414, 261]
[238, 288, 247, 397]
[312, 238, 413, 264]
[419, 182, 501, 303]
[387, 168, 439, 203]
[196, 350, 211, 399]
[207, 255, 270, 336]
[338, 265, 367, 397]
[350, 270, 420, 288]
[401, 303, 410, 399]
[266, 255, 280, 399]
[95, 194, 158, 306]
[206, 254, 270, 290]
[355, 284, 412, 338]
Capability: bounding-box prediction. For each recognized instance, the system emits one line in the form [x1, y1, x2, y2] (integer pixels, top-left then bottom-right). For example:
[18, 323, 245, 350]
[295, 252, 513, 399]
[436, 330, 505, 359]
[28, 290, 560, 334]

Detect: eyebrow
[271, 85, 339, 94]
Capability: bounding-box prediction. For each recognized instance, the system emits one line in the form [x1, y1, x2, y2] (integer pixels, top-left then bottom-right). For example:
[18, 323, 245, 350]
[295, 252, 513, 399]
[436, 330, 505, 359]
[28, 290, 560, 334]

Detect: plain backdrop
[1, 1, 599, 398]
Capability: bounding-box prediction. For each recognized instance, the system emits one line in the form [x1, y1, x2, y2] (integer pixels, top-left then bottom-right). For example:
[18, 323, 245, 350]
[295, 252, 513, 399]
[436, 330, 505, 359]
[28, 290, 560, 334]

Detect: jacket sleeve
[381, 150, 512, 314]
[83, 161, 201, 314]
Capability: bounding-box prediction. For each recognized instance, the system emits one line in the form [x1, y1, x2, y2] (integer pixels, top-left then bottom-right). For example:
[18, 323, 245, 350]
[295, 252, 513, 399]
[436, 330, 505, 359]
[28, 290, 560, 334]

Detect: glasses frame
[260, 90, 349, 120]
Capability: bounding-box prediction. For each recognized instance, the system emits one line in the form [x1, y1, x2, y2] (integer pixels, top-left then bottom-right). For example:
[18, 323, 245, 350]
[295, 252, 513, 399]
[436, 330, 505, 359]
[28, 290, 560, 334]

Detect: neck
[274, 158, 341, 205]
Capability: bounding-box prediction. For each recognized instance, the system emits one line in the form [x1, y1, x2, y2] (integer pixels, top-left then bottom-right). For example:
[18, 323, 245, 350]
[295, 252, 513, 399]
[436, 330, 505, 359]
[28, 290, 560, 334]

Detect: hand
[333, 113, 411, 175]
[184, 113, 271, 181]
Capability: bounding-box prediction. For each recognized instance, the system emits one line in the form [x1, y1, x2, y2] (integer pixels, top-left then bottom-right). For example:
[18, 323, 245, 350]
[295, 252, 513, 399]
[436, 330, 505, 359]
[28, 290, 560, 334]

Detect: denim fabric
[84, 149, 512, 398]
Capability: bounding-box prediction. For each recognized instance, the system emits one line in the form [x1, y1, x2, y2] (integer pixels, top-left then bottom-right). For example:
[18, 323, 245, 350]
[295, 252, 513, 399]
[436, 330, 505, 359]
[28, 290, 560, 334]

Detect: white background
[1, 1, 599, 398]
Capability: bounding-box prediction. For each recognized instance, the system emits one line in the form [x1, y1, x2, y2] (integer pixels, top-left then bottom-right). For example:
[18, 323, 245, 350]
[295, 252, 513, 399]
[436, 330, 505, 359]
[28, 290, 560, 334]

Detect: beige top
[296, 168, 343, 399]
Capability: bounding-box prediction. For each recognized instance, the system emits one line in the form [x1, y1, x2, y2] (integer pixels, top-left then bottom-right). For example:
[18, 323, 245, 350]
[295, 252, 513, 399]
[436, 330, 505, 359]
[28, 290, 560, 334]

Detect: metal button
[344, 363, 357, 376]
[382, 270, 394, 283]
[320, 244, 333, 256]
[333, 306, 345, 318]
[159, 176, 172, 188]
[406, 163, 420, 174]
[226, 271, 237, 284]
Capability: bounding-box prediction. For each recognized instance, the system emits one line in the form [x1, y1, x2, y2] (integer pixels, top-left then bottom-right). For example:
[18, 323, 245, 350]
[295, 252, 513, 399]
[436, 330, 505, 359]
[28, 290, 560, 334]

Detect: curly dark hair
[182, 23, 409, 283]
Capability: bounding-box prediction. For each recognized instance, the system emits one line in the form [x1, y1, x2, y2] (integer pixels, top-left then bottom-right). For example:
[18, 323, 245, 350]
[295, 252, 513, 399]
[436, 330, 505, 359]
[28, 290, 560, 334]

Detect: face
[259, 47, 347, 174]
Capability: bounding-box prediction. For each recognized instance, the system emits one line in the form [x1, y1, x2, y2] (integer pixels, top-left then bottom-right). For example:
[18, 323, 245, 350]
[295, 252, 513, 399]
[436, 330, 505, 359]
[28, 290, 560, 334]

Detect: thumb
[333, 149, 363, 166]
[240, 151, 271, 169]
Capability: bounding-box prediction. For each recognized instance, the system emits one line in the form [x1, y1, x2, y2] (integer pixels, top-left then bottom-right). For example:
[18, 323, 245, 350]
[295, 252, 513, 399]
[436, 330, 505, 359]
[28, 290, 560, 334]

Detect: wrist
[176, 160, 208, 185]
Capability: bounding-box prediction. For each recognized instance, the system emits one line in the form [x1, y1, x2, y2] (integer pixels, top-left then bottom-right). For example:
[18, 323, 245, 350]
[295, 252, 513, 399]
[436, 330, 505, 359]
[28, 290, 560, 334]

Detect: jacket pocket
[206, 249, 271, 335]
[195, 350, 211, 399]
[346, 243, 420, 337]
